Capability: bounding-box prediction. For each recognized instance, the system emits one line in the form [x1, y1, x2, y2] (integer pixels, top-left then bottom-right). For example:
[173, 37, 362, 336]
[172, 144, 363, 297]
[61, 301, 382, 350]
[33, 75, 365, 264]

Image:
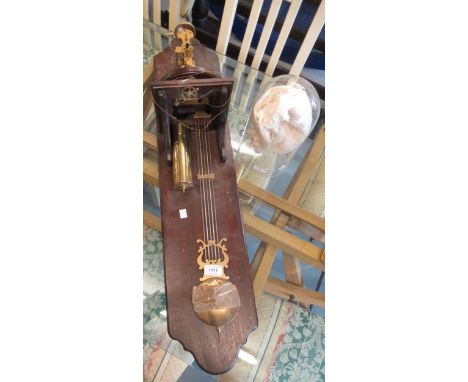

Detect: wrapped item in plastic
[238, 75, 321, 175]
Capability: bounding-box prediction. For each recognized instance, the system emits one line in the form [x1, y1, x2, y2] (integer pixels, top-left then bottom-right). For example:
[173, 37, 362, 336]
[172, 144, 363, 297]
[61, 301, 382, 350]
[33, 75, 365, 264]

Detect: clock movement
[151, 23, 258, 374]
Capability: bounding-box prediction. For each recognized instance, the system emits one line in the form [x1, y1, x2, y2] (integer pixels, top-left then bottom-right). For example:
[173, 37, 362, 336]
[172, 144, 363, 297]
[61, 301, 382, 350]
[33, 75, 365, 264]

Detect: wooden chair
[143, 0, 161, 25]
[249, 124, 325, 305]
[216, 0, 325, 76]
[289, 147, 325, 243]
[143, 0, 190, 31]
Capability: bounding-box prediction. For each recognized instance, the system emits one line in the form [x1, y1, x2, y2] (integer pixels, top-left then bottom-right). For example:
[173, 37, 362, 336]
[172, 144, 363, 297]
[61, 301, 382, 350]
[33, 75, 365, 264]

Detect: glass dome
[236, 74, 321, 177]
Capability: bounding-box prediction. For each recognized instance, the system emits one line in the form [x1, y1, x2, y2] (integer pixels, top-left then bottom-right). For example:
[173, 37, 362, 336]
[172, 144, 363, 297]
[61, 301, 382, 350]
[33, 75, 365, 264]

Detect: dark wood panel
[151, 39, 258, 375]
[157, 125, 258, 374]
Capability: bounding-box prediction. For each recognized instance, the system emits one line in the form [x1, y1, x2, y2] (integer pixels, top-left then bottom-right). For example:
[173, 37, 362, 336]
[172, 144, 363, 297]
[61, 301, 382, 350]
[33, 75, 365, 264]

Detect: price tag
[179, 209, 188, 219]
[204, 265, 222, 277]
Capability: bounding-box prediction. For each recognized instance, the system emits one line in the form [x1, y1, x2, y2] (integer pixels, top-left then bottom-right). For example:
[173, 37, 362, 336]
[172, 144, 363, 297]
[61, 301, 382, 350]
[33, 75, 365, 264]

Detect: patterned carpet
[143, 226, 325, 382]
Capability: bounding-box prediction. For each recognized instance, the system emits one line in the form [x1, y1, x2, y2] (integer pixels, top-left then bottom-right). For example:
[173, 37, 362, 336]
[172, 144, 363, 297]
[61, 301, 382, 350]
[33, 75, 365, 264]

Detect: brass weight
[172, 123, 193, 191]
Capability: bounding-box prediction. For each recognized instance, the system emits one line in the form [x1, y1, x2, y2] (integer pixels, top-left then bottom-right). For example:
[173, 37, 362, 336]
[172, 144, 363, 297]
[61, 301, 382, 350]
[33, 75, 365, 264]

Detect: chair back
[143, 0, 161, 25]
[216, 0, 324, 76]
[144, 0, 184, 31]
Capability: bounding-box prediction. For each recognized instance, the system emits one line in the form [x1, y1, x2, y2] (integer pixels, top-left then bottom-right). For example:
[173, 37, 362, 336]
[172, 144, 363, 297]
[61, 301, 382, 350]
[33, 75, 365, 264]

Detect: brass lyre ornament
[196, 237, 229, 281]
[193, 235, 240, 329]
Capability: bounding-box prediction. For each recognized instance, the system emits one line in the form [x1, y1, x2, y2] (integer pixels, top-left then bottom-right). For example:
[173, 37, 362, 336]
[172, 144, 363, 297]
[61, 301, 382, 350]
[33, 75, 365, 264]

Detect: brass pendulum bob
[192, 240, 241, 331]
[192, 278, 241, 330]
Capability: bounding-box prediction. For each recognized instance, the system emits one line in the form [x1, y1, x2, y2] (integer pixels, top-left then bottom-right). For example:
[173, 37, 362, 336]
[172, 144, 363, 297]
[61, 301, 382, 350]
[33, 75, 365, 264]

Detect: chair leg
[252, 246, 277, 303]
[310, 271, 325, 313]
[315, 271, 325, 291]
[250, 127, 325, 304]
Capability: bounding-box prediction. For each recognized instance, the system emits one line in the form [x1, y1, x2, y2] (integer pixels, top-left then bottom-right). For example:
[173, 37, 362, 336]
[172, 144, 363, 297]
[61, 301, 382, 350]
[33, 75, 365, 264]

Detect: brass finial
[173, 23, 196, 68]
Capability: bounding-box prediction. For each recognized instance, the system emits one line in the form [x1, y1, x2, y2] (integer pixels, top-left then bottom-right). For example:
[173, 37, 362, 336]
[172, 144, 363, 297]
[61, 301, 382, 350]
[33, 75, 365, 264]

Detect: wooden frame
[215, 0, 325, 76]
[251, 0, 283, 70]
[290, 0, 325, 76]
[237, 0, 264, 64]
[216, 0, 239, 55]
[265, 0, 303, 75]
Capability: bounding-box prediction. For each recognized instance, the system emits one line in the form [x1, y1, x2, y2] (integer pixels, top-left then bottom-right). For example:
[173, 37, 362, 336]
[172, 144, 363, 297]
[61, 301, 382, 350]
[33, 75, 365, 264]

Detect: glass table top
[143, 20, 325, 381]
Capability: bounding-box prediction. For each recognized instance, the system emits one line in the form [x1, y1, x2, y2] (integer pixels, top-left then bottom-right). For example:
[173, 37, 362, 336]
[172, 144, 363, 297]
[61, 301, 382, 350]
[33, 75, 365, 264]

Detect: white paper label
[179, 209, 188, 219]
[204, 265, 222, 277]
